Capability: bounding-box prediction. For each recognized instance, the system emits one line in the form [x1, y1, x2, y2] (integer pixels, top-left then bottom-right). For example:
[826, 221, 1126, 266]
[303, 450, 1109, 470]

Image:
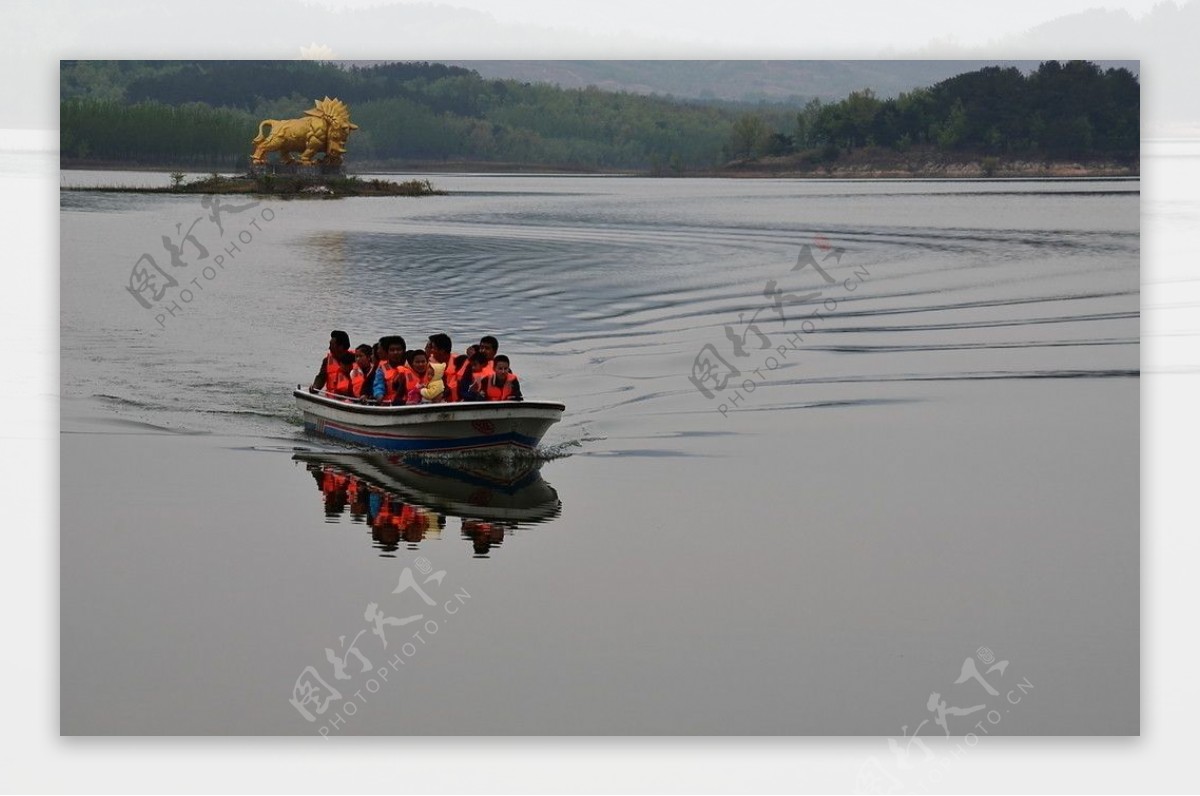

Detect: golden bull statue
[251, 97, 358, 166]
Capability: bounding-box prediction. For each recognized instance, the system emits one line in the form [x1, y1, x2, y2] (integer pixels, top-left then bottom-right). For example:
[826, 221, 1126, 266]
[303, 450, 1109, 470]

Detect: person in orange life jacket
[326, 351, 358, 399]
[311, 330, 351, 392]
[474, 354, 523, 402]
[459, 351, 490, 401]
[458, 347, 479, 391]
[475, 335, 499, 380]
[401, 350, 420, 394]
[450, 354, 472, 402]
[426, 333, 459, 400]
[372, 335, 412, 404]
[404, 350, 435, 405]
[353, 345, 375, 398]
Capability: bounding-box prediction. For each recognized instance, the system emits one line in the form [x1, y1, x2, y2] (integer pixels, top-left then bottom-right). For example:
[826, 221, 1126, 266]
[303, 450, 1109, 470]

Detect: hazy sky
[305, 0, 1170, 49]
[24, 0, 1189, 132]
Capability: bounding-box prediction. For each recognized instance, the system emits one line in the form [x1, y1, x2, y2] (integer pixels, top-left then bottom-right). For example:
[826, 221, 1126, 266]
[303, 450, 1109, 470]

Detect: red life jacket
[350, 367, 365, 397]
[481, 372, 517, 401]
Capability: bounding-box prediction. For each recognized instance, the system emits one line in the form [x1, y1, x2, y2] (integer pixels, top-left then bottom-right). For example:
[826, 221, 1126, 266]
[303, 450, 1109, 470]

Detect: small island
[70, 171, 446, 198]
[64, 96, 446, 198]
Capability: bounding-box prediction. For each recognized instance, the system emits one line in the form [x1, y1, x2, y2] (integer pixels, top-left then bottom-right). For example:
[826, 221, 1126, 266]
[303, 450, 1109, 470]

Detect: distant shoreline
[712, 156, 1137, 179]
[59, 154, 1138, 181]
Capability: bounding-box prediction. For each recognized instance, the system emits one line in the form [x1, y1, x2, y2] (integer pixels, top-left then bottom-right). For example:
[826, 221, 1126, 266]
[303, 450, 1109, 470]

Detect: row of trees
[60, 99, 251, 166]
[60, 60, 1138, 169]
[61, 60, 749, 169]
[727, 61, 1139, 161]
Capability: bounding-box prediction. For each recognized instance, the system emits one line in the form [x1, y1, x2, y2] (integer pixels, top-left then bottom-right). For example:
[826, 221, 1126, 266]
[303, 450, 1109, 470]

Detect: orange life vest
[350, 367, 365, 398]
[324, 351, 342, 388]
[326, 369, 353, 398]
[409, 367, 432, 389]
[481, 372, 517, 401]
[404, 366, 435, 405]
[378, 362, 409, 404]
[397, 365, 420, 403]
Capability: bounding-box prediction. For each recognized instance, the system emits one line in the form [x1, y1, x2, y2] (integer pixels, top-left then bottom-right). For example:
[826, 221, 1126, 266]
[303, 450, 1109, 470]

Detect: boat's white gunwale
[295, 389, 564, 416]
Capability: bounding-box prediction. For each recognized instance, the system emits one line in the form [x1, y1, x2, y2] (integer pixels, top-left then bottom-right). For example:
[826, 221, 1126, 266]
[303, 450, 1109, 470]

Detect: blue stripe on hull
[306, 420, 540, 452]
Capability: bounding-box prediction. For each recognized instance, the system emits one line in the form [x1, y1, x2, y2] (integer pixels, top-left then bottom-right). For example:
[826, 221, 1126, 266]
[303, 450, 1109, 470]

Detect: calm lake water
[60, 172, 1138, 735]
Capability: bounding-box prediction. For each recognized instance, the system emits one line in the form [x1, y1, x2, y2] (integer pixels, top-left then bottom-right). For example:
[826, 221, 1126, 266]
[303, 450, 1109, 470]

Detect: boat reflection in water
[294, 451, 562, 558]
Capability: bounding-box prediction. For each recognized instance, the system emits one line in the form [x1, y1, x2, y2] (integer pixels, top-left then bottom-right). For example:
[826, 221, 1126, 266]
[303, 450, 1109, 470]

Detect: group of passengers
[310, 330, 523, 404]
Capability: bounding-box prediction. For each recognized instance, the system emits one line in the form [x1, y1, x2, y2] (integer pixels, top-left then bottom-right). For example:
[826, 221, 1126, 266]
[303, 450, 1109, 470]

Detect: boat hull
[294, 390, 565, 453]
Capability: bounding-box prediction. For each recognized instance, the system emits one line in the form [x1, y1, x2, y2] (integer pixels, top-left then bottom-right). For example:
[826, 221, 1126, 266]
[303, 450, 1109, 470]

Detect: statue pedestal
[247, 162, 346, 179]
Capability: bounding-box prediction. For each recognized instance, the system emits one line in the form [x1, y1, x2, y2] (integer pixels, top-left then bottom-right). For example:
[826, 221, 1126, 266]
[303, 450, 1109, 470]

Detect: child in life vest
[404, 350, 435, 405]
[420, 361, 447, 403]
[353, 345, 374, 398]
[459, 351, 489, 401]
[474, 354, 523, 402]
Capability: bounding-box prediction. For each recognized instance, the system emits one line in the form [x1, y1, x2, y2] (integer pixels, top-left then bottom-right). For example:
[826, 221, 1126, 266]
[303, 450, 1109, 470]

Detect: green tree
[935, 99, 969, 149]
[728, 113, 771, 160]
[794, 98, 823, 148]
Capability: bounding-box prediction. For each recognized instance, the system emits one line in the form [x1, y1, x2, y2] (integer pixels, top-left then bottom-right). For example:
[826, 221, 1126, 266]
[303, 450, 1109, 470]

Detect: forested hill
[60, 60, 1138, 172]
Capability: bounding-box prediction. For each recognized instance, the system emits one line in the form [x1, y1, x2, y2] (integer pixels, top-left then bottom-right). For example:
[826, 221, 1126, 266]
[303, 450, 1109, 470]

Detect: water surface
[60, 173, 1138, 734]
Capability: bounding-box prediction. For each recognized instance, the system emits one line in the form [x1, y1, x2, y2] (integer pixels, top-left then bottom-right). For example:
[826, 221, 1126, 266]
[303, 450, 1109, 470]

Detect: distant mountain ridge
[437, 60, 1138, 104]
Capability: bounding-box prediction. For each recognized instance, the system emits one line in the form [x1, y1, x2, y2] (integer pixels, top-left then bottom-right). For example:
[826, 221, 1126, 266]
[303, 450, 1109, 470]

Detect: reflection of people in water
[308, 465, 351, 518]
[462, 518, 509, 556]
[347, 477, 368, 521]
[301, 455, 555, 557]
[370, 494, 403, 552]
